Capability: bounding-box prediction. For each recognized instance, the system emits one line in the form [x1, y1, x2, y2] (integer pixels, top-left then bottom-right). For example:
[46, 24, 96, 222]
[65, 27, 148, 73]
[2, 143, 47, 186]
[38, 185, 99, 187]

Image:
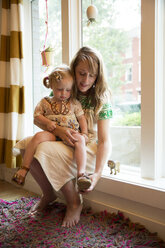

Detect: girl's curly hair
[43, 64, 73, 89]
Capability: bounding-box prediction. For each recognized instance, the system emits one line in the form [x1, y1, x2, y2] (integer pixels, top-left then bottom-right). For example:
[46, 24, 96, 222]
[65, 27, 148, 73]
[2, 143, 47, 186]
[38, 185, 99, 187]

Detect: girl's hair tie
[54, 71, 62, 81]
[43, 76, 50, 88]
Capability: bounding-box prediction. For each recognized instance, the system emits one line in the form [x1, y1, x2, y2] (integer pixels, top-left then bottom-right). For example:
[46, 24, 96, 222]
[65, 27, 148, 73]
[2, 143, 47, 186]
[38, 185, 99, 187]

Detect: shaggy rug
[0, 197, 164, 248]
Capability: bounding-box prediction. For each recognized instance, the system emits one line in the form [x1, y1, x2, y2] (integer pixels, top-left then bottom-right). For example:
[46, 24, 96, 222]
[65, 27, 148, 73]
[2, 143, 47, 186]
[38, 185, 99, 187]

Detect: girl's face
[75, 61, 97, 94]
[52, 76, 73, 102]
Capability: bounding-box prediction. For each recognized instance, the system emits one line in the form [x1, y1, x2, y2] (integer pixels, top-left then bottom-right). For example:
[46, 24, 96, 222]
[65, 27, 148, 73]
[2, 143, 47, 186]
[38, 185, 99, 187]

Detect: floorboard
[0, 180, 39, 201]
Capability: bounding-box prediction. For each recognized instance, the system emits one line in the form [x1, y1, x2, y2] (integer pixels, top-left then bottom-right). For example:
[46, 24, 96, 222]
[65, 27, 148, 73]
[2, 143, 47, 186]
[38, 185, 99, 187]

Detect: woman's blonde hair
[70, 46, 110, 114]
[43, 64, 73, 90]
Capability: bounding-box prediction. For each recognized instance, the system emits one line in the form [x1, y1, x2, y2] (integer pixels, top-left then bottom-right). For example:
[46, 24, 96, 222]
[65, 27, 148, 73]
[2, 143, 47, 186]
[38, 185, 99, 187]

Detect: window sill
[93, 164, 165, 211]
[102, 164, 165, 192]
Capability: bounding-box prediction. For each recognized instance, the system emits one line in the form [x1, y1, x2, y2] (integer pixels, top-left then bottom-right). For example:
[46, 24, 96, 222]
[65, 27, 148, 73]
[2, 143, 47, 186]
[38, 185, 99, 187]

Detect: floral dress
[34, 97, 84, 132]
[14, 92, 113, 192]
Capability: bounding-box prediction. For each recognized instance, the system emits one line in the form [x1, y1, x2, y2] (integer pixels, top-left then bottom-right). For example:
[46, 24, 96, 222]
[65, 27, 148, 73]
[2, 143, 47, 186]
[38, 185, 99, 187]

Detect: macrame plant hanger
[41, 0, 54, 68]
[86, 0, 98, 26]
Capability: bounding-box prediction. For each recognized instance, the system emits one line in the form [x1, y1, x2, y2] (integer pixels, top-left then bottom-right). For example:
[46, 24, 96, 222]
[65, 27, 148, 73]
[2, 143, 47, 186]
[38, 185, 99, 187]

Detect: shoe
[12, 166, 29, 186]
[77, 174, 91, 191]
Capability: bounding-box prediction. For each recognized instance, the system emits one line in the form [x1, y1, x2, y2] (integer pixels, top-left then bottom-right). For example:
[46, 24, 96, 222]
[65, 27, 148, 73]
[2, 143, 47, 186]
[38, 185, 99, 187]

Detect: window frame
[61, 0, 165, 182]
[28, 0, 165, 184]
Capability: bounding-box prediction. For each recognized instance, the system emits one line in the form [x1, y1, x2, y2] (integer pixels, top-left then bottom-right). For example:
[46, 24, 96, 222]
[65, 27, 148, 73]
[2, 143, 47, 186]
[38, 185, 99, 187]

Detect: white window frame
[61, 0, 81, 65]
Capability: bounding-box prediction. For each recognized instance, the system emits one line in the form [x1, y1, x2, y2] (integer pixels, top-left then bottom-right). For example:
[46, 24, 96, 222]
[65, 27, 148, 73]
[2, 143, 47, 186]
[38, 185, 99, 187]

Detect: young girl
[12, 65, 91, 191]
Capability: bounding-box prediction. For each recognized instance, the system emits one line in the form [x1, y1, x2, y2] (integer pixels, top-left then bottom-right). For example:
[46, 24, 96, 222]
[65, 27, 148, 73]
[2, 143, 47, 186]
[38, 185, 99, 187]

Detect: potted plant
[41, 46, 55, 66]
[86, 4, 98, 26]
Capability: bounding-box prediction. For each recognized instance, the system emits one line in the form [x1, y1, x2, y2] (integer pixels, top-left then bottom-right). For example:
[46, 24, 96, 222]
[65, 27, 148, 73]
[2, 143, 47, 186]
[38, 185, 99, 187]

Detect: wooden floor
[0, 180, 39, 201]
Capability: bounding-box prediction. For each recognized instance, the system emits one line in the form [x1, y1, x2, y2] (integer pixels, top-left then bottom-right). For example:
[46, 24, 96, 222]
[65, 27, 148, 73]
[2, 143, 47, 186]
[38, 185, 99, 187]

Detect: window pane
[82, 0, 141, 168]
[32, 0, 61, 132]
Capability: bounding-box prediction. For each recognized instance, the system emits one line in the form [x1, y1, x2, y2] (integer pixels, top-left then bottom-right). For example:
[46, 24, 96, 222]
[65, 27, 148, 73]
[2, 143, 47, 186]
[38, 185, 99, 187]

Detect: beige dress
[14, 93, 113, 192]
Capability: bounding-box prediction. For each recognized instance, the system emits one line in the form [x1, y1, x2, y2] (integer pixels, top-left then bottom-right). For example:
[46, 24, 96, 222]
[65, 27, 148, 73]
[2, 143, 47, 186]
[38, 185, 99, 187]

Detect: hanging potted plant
[41, 46, 55, 66]
[86, 3, 98, 26]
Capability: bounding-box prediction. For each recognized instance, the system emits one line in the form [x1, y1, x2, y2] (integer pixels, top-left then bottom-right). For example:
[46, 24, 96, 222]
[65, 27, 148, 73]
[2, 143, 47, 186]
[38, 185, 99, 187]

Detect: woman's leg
[29, 158, 57, 212]
[27, 143, 83, 226]
[30, 157, 82, 225]
[61, 179, 82, 228]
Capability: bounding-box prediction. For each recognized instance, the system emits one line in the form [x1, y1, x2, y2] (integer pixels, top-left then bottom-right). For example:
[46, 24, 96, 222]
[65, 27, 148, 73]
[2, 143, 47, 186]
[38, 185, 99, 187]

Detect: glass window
[31, 0, 61, 133]
[125, 64, 133, 82]
[82, 0, 141, 168]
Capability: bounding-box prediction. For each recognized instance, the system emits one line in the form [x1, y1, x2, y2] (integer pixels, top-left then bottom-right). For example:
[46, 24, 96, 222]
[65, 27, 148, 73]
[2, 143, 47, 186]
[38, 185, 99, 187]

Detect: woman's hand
[79, 173, 101, 194]
[53, 126, 78, 147]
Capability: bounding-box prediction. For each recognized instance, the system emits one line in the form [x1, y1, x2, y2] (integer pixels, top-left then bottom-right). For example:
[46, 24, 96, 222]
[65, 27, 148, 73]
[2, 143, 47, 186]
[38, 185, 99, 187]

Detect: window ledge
[102, 164, 165, 192]
[94, 165, 165, 211]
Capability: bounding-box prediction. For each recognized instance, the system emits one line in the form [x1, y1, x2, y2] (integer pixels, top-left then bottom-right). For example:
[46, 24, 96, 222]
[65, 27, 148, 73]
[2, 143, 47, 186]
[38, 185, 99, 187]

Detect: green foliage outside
[113, 112, 141, 126]
[82, 0, 129, 94]
[82, 0, 141, 127]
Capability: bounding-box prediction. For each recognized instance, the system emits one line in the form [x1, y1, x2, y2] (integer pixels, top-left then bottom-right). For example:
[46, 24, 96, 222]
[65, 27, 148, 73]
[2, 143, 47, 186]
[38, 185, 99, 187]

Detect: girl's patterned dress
[34, 97, 84, 132]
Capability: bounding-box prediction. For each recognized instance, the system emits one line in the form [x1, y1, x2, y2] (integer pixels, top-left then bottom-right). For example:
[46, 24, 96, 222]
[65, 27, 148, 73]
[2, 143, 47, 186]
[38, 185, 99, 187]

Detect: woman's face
[75, 61, 97, 94]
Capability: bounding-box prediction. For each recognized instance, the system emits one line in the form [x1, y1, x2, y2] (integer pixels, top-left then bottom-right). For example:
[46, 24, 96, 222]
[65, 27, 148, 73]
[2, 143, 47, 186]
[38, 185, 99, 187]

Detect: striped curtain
[0, 0, 25, 168]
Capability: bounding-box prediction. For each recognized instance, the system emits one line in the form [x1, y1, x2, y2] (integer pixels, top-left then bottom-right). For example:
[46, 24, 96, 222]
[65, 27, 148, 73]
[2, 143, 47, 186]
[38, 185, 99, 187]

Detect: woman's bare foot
[62, 203, 83, 228]
[29, 195, 57, 214]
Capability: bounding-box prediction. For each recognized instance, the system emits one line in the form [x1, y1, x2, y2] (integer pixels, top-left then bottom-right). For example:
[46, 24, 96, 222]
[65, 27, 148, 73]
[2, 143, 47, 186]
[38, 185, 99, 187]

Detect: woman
[14, 46, 113, 227]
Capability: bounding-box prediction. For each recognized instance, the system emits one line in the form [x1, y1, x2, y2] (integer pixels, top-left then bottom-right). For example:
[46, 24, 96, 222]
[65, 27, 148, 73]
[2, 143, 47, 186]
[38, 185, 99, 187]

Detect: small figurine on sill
[108, 160, 120, 175]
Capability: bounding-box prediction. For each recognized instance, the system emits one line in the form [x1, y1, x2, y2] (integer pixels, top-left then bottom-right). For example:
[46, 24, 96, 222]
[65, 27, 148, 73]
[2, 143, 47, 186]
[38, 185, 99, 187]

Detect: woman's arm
[85, 118, 111, 192]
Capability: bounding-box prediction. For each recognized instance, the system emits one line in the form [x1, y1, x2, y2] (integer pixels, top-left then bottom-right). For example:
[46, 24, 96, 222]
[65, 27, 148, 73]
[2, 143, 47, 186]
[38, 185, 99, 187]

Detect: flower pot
[41, 51, 54, 66]
[86, 5, 98, 22]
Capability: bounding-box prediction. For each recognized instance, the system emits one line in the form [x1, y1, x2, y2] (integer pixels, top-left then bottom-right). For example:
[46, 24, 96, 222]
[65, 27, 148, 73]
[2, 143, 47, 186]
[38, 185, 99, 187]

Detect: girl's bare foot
[62, 203, 83, 228]
[29, 195, 57, 214]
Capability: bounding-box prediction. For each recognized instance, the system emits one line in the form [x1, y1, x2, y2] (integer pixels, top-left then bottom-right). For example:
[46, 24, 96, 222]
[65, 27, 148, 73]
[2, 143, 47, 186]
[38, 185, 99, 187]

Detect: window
[82, 0, 141, 169]
[31, 0, 61, 133]
[125, 64, 133, 82]
[125, 44, 132, 59]
[29, 0, 165, 189]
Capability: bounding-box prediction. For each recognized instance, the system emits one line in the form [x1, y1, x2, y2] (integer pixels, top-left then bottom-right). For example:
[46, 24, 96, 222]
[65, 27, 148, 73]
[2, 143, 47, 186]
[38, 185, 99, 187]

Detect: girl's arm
[34, 116, 78, 146]
[78, 114, 88, 134]
[85, 118, 111, 192]
[34, 115, 56, 132]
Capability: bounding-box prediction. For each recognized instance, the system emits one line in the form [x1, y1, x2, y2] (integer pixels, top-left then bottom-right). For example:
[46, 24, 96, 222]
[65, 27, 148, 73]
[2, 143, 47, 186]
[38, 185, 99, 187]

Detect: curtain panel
[0, 0, 25, 168]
